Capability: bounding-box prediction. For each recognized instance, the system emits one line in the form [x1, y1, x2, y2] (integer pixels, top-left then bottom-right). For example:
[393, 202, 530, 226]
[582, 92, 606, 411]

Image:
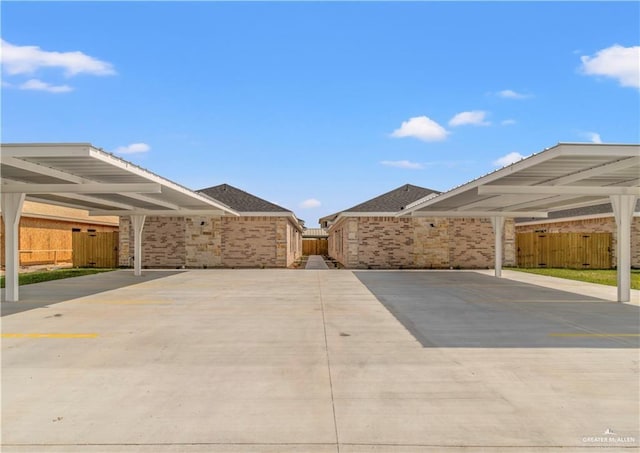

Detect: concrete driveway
[2, 269, 639, 452]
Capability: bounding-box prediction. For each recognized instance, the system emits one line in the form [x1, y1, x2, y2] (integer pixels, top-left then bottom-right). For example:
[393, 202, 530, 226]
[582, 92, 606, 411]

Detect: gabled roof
[198, 183, 291, 213]
[347, 184, 440, 212]
[320, 184, 440, 223]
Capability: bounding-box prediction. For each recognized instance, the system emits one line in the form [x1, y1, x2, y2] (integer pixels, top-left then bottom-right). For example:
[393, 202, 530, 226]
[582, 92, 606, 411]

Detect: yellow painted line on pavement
[549, 333, 640, 337]
[1, 333, 98, 339]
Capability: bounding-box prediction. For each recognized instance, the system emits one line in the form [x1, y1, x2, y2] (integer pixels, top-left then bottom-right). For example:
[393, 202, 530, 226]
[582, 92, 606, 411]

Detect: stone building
[118, 184, 303, 268]
[320, 184, 515, 269]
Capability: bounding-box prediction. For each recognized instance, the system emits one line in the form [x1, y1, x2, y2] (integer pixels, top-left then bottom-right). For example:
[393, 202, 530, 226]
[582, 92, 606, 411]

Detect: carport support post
[610, 195, 637, 303]
[1, 193, 25, 302]
[130, 214, 146, 276]
[491, 216, 505, 278]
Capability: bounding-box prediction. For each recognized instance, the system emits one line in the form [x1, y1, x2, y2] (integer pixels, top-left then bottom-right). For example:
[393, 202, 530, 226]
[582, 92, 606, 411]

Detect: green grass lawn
[0, 268, 115, 288]
[510, 268, 640, 290]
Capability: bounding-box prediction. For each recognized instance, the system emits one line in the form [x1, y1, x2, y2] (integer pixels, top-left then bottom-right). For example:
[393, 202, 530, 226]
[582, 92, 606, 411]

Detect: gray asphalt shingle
[198, 184, 292, 213]
[320, 184, 440, 223]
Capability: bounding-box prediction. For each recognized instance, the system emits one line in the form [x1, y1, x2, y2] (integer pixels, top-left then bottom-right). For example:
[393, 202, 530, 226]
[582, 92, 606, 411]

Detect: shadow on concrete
[354, 271, 640, 349]
[1, 270, 184, 317]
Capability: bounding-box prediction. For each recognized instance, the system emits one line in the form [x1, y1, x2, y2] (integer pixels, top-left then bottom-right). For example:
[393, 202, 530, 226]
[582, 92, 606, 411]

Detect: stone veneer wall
[515, 216, 640, 267]
[449, 218, 514, 269]
[327, 216, 515, 269]
[283, 221, 303, 267]
[185, 216, 222, 268]
[222, 216, 279, 268]
[328, 217, 359, 268]
[357, 217, 413, 269]
[120, 216, 187, 268]
[412, 217, 452, 268]
[119, 215, 301, 268]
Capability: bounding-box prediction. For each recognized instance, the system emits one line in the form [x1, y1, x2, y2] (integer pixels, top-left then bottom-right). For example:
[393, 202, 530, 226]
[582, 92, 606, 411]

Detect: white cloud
[18, 78, 73, 93]
[299, 198, 321, 209]
[381, 160, 424, 169]
[1, 39, 116, 77]
[113, 143, 151, 154]
[449, 110, 490, 127]
[580, 44, 640, 88]
[584, 132, 603, 144]
[501, 119, 517, 126]
[493, 152, 526, 167]
[497, 89, 531, 99]
[390, 116, 449, 142]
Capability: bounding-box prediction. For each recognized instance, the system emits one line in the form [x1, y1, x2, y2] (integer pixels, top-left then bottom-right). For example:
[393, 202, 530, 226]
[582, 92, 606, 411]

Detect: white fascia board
[16, 212, 119, 226]
[1, 143, 94, 158]
[2, 183, 162, 194]
[324, 212, 398, 231]
[238, 212, 304, 231]
[88, 209, 228, 217]
[410, 210, 548, 218]
[556, 143, 640, 157]
[339, 212, 399, 217]
[479, 185, 640, 196]
[515, 213, 616, 226]
[516, 211, 638, 226]
[240, 211, 294, 217]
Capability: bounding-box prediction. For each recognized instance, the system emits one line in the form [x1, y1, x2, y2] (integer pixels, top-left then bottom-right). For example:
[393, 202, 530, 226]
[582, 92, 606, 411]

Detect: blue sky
[2, 1, 639, 226]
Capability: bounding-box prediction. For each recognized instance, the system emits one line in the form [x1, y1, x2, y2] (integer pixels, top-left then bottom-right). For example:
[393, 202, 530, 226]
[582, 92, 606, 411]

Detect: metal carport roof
[1, 143, 238, 216]
[400, 143, 640, 302]
[1, 143, 239, 302]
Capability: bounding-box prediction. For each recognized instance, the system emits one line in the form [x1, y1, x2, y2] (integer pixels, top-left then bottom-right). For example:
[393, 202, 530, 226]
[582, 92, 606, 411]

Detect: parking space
[2, 270, 639, 452]
[354, 271, 640, 348]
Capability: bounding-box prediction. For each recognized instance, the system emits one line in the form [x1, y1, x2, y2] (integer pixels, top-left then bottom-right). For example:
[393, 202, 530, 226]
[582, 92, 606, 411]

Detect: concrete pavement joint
[317, 271, 341, 453]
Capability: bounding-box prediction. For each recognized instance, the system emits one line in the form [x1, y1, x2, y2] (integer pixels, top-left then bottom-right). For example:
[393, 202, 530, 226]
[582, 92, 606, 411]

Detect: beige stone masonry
[120, 214, 301, 268]
[328, 216, 516, 269]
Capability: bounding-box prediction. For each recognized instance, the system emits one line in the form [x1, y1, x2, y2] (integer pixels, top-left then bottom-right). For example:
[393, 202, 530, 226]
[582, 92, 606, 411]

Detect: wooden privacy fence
[517, 232, 612, 269]
[72, 232, 119, 268]
[303, 239, 328, 256]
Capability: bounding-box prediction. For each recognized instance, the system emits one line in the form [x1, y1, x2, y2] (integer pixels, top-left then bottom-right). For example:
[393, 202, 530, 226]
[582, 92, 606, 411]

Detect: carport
[1, 143, 238, 302]
[400, 143, 639, 303]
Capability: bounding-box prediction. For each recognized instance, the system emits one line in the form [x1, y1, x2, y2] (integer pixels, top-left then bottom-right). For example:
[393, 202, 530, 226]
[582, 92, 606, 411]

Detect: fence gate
[516, 232, 612, 269]
[72, 232, 119, 268]
[302, 239, 328, 256]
